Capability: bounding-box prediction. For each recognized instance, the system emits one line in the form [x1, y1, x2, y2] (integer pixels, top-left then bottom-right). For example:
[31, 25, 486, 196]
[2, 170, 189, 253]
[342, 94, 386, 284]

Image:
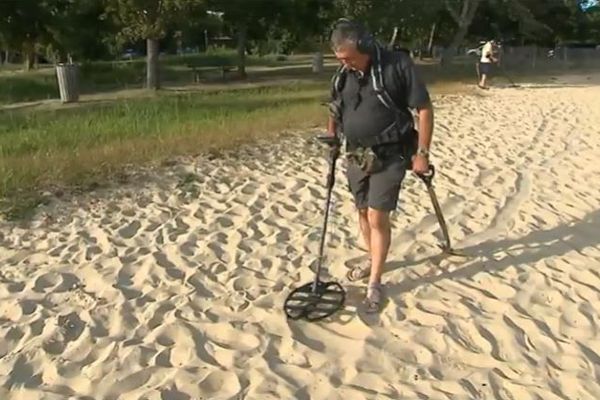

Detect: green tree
[104, 0, 204, 89]
[0, 0, 56, 70]
[47, 0, 114, 62]
[207, 0, 292, 78]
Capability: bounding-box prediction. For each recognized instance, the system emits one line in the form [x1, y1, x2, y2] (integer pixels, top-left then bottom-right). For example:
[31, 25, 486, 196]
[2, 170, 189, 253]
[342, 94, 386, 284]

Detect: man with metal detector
[477, 39, 499, 89]
[325, 19, 435, 313]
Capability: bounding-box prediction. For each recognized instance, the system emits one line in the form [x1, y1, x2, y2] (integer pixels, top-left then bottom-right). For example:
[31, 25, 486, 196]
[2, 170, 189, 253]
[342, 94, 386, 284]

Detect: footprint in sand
[186, 272, 214, 298]
[33, 272, 81, 294]
[3, 355, 43, 389]
[0, 299, 25, 323]
[150, 322, 196, 367]
[118, 220, 141, 239]
[204, 322, 262, 353]
[160, 385, 193, 400]
[446, 318, 494, 355]
[198, 370, 242, 399]
[559, 304, 595, 340]
[146, 302, 176, 330]
[153, 251, 186, 280]
[42, 312, 86, 356]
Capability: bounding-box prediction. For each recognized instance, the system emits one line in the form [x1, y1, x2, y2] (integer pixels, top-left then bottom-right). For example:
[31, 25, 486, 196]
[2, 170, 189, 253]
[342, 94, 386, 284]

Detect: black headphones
[332, 18, 376, 54]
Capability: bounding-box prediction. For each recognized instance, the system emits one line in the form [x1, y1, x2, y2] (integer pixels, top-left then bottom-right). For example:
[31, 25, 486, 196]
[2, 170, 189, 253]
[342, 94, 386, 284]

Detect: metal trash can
[55, 63, 80, 103]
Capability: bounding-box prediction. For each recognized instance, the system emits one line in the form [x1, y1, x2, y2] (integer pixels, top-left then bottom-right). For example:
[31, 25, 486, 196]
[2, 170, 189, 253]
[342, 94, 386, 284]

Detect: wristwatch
[417, 147, 430, 158]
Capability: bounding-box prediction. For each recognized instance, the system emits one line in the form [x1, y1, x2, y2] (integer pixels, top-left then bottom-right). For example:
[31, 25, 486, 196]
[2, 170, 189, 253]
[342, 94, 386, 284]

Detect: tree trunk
[389, 27, 399, 47]
[23, 41, 35, 71]
[452, 25, 471, 48]
[146, 38, 160, 90]
[441, 0, 482, 65]
[427, 22, 437, 57]
[236, 24, 248, 79]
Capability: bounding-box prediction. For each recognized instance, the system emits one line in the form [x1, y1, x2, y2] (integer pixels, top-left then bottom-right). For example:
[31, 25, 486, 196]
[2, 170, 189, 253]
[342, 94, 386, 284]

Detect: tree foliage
[0, 0, 598, 77]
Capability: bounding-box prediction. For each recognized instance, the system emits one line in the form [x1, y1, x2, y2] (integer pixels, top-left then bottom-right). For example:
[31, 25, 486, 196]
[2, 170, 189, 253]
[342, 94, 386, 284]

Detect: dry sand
[1, 75, 600, 399]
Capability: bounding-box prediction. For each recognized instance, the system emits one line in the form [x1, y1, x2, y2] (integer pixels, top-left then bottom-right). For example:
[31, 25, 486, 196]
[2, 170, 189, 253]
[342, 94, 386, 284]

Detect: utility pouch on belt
[346, 146, 383, 175]
[346, 128, 418, 175]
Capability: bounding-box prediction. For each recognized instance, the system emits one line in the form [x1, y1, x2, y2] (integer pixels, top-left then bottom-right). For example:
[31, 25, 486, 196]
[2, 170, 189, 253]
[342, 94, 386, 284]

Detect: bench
[187, 64, 235, 82]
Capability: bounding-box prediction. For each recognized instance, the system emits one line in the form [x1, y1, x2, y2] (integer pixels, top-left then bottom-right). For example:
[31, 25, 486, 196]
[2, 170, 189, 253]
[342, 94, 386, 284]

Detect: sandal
[364, 283, 383, 313]
[346, 261, 371, 282]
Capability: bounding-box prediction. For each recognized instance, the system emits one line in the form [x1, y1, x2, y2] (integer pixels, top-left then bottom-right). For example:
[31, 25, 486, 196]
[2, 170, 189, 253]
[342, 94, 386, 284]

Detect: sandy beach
[1, 74, 600, 399]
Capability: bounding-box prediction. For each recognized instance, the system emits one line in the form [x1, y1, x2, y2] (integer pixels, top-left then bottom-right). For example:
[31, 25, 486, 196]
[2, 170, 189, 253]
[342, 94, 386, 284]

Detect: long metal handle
[312, 149, 338, 293]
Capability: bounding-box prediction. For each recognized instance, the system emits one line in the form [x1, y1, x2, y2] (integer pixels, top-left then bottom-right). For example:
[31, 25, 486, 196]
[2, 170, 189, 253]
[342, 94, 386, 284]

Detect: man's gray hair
[330, 21, 363, 51]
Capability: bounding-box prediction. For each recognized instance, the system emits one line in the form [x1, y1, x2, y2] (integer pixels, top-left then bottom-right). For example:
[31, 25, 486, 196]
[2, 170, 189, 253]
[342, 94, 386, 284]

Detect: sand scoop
[284, 135, 346, 321]
[415, 165, 466, 257]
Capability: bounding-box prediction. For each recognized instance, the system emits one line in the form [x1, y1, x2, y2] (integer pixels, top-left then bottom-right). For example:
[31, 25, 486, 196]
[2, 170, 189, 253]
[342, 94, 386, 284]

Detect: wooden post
[312, 52, 323, 73]
[236, 24, 248, 79]
[146, 38, 160, 90]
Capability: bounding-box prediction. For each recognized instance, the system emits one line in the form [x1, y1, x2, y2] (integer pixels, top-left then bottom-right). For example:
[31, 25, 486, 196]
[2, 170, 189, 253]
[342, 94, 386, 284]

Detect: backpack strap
[332, 64, 348, 93]
[364, 44, 415, 147]
[371, 45, 399, 113]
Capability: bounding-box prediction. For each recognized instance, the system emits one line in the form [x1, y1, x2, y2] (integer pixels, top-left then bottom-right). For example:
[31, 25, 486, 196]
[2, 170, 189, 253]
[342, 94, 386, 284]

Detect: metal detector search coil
[284, 281, 345, 321]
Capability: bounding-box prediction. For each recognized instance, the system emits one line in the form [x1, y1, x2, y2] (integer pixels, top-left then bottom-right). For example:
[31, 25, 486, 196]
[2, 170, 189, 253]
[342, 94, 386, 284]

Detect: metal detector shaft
[313, 147, 338, 293]
[498, 63, 518, 87]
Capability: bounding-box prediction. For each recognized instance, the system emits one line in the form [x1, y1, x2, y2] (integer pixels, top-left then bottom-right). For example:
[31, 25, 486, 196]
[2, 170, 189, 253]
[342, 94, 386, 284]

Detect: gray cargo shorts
[346, 156, 408, 211]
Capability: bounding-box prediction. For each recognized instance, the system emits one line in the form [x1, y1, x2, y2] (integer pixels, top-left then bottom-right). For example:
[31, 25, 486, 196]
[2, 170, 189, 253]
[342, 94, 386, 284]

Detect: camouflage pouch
[346, 146, 383, 175]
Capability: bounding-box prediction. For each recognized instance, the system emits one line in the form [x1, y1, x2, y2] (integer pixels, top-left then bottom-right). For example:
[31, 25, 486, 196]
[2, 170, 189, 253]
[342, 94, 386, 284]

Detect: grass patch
[0, 73, 58, 104]
[0, 82, 327, 219]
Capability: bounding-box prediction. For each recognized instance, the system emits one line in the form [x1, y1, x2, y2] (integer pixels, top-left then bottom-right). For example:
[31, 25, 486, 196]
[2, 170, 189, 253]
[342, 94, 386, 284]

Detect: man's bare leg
[366, 208, 391, 285]
[358, 208, 371, 254]
[479, 73, 488, 88]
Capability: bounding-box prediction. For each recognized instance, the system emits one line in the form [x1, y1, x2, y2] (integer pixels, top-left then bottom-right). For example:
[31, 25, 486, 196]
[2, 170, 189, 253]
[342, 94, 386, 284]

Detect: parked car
[120, 48, 143, 60]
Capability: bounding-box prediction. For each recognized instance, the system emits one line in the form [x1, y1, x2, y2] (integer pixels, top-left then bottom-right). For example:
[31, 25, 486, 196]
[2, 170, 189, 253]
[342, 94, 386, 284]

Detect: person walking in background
[478, 39, 498, 89]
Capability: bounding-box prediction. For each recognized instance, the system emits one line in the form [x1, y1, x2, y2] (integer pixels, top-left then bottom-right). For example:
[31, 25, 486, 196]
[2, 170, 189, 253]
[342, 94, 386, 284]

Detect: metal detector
[497, 63, 520, 88]
[284, 135, 345, 321]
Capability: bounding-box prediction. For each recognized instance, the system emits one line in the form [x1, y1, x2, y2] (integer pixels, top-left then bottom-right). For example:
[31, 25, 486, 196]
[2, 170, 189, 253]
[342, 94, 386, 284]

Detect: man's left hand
[412, 154, 429, 174]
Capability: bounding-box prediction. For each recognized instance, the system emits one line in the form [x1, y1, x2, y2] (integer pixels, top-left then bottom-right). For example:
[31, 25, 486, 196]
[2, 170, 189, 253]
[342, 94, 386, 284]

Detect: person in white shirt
[478, 40, 498, 89]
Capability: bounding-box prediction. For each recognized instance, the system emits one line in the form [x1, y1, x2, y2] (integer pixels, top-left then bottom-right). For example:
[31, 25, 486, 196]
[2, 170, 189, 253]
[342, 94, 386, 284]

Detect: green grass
[0, 73, 58, 104]
[0, 51, 307, 105]
[0, 82, 328, 219]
